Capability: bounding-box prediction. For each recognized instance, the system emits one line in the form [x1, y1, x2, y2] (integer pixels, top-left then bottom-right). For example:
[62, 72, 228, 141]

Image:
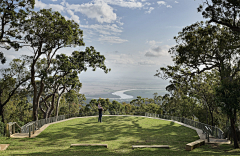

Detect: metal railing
[21, 115, 65, 133]
[7, 111, 223, 139]
[6, 122, 22, 137]
[7, 115, 66, 137]
[145, 112, 224, 139]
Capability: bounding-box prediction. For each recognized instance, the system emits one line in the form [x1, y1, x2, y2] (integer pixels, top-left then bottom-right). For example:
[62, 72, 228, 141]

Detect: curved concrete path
[10, 115, 230, 144]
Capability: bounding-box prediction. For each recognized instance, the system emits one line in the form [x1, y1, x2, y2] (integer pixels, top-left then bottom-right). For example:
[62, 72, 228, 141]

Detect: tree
[53, 74, 82, 121]
[0, 0, 35, 64]
[189, 70, 221, 126]
[146, 103, 161, 114]
[122, 102, 133, 114]
[153, 93, 163, 106]
[64, 90, 79, 115]
[110, 100, 122, 112]
[21, 8, 83, 121]
[22, 9, 110, 121]
[35, 56, 82, 120]
[156, 21, 240, 148]
[97, 98, 112, 111]
[198, 0, 240, 33]
[88, 99, 98, 113]
[0, 58, 30, 123]
[4, 90, 32, 126]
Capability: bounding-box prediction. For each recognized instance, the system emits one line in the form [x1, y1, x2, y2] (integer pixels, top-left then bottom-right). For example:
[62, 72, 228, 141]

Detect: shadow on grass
[2, 116, 240, 156]
[33, 116, 199, 148]
[8, 145, 240, 156]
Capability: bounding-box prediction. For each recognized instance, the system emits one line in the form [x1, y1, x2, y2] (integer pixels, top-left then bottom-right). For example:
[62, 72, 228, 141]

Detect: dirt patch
[0, 144, 10, 151]
[210, 143, 219, 149]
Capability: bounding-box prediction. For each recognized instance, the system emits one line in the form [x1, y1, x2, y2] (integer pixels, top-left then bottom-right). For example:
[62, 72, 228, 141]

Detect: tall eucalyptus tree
[20, 9, 85, 121]
[156, 21, 240, 148]
[0, 0, 35, 64]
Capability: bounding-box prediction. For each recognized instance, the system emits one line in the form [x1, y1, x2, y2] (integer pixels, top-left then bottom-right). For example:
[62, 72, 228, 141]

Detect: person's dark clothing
[98, 109, 102, 122]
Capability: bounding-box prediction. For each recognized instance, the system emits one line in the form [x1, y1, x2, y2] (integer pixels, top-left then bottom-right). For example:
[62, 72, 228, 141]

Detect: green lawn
[0, 116, 240, 155]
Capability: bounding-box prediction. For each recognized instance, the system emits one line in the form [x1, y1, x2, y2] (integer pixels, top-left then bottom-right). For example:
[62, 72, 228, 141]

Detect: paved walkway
[10, 115, 231, 144]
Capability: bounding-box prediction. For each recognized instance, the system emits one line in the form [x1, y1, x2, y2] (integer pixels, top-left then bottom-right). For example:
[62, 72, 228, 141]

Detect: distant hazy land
[79, 74, 169, 103]
[84, 89, 168, 103]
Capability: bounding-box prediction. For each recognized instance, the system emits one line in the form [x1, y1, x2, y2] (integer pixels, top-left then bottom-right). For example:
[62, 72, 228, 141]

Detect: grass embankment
[0, 116, 240, 155]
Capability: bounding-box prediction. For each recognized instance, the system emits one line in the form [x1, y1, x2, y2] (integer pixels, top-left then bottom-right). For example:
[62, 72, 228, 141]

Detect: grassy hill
[0, 116, 239, 155]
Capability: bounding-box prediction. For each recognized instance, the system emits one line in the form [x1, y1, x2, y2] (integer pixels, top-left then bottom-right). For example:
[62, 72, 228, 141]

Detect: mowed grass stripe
[1, 116, 239, 156]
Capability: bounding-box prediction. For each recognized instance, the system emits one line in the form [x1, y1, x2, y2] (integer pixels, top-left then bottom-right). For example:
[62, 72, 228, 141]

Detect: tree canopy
[198, 0, 240, 33]
[0, 0, 35, 64]
[156, 21, 240, 148]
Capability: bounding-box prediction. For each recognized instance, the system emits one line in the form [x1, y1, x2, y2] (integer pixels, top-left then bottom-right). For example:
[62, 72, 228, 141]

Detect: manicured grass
[0, 116, 240, 155]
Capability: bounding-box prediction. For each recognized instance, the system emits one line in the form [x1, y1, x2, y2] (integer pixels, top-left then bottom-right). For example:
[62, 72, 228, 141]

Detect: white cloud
[66, 9, 80, 24]
[81, 24, 123, 35]
[65, 1, 117, 23]
[157, 1, 166, 5]
[145, 7, 154, 14]
[106, 53, 135, 65]
[144, 2, 151, 6]
[51, 0, 58, 1]
[157, 1, 172, 8]
[64, 0, 144, 24]
[175, 1, 179, 3]
[105, 50, 165, 67]
[60, 0, 66, 5]
[138, 60, 156, 65]
[98, 35, 128, 43]
[116, 17, 124, 26]
[35, 0, 65, 12]
[80, 24, 126, 44]
[145, 45, 171, 57]
[146, 40, 162, 46]
[102, 0, 143, 8]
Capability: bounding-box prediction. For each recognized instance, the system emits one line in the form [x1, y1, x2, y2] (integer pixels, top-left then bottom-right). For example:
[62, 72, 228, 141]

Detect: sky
[1, 0, 207, 95]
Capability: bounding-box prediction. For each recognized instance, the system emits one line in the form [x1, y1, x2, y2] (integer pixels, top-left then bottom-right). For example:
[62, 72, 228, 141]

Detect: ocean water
[85, 89, 168, 103]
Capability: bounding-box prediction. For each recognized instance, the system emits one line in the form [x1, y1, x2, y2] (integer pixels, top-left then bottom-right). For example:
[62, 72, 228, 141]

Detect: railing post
[13, 123, 15, 134]
[8, 122, 12, 137]
[208, 130, 210, 142]
[6, 123, 10, 137]
[216, 126, 218, 138]
[33, 124, 35, 134]
[29, 126, 31, 138]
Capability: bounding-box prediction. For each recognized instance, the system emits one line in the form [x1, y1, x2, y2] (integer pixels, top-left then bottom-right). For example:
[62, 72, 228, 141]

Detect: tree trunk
[210, 110, 214, 126]
[230, 117, 239, 148]
[0, 104, 4, 123]
[48, 94, 56, 118]
[31, 53, 42, 121]
[31, 62, 38, 121]
[33, 101, 38, 121]
[55, 94, 62, 122]
[206, 107, 208, 125]
[0, 89, 4, 123]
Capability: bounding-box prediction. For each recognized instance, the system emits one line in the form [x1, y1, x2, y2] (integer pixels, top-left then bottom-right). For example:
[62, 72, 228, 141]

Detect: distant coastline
[86, 88, 166, 100]
[112, 89, 135, 99]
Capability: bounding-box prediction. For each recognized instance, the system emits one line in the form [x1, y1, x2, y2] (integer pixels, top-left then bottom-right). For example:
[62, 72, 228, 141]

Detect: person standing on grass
[98, 102, 104, 123]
